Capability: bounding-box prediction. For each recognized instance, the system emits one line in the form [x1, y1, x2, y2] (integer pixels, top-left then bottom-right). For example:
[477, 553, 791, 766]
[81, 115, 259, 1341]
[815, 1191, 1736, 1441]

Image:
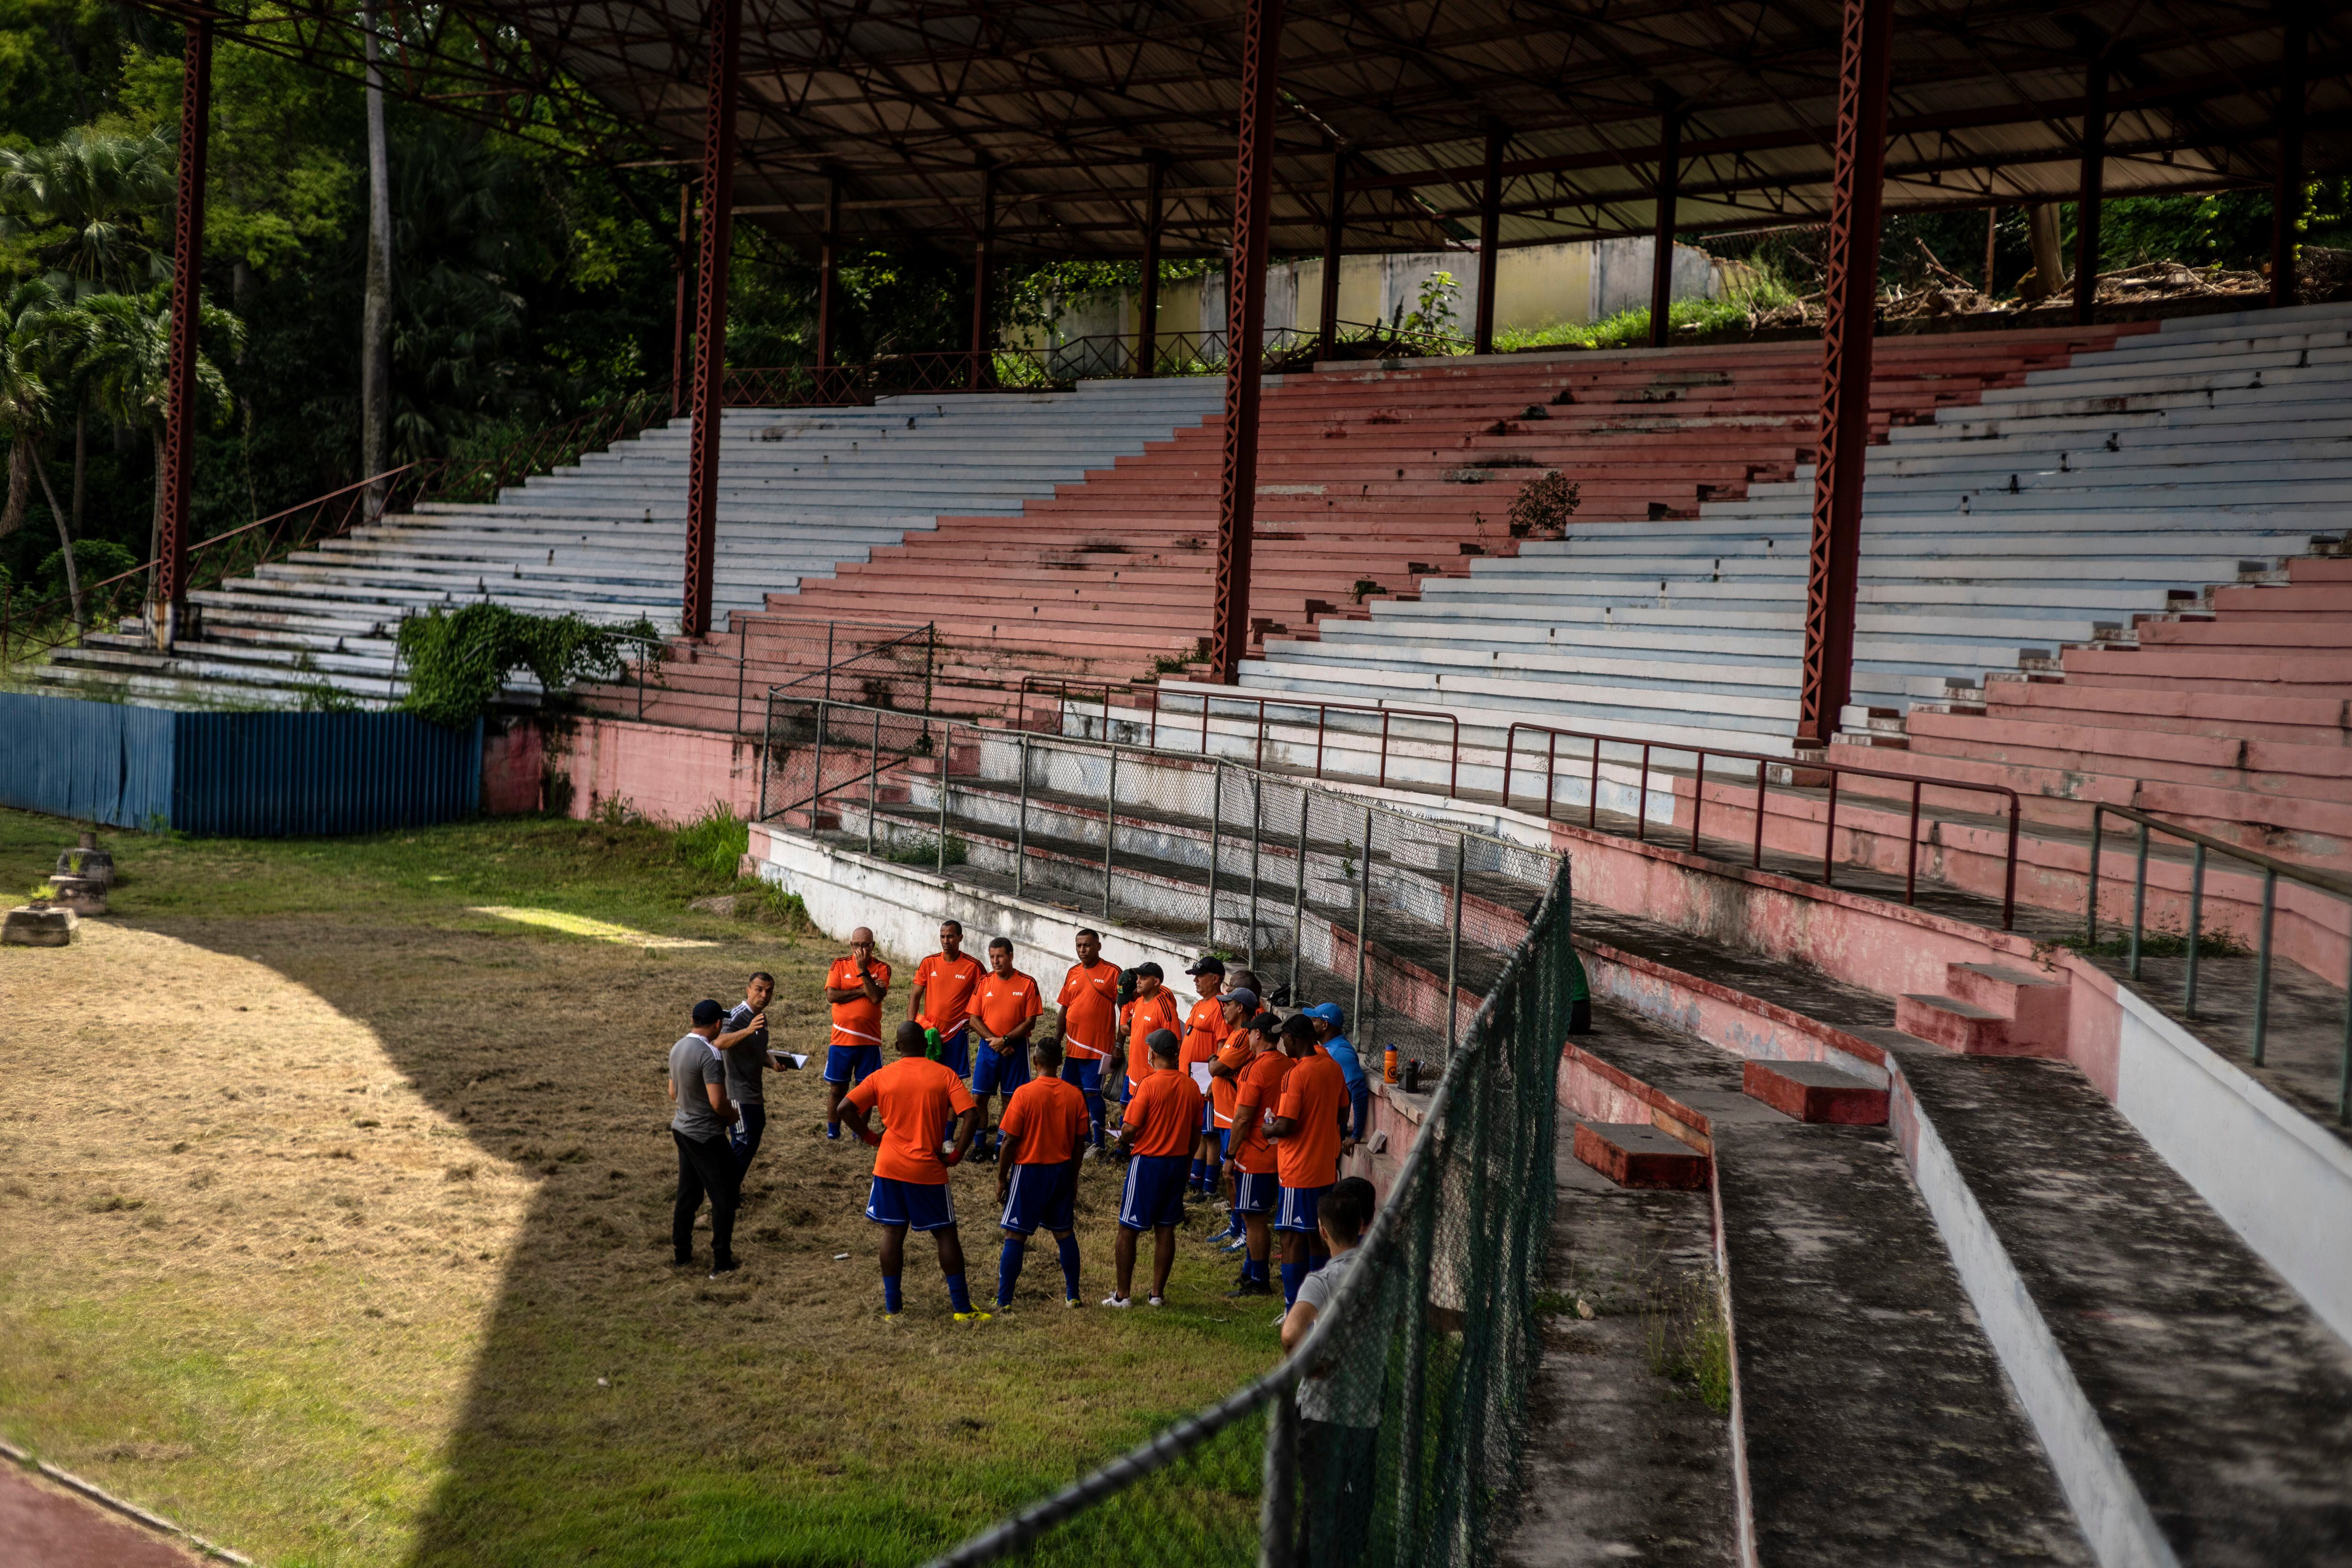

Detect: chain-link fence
[755, 694, 1559, 1069]
[925, 868, 1576, 1568]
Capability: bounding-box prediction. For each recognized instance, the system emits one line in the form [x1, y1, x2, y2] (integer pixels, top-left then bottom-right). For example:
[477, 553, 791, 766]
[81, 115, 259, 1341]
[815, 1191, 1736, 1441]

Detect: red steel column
[1796, 0, 1892, 748]
[1317, 145, 1343, 360]
[1472, 126, 1504, 354]
[816, 175, 840, 374]
[1648, 111, 1682, 348]
[1208, 0, 1285, 684]
[155, 16, 212, 647]
[1137, 159, 1163, 376]
[681, 0, 742, 640]
[670, 181, 691, 416]
[2272, 14, 2308, 309]
[2072, 58, 2107, 326]
[968, 168, 995, 390]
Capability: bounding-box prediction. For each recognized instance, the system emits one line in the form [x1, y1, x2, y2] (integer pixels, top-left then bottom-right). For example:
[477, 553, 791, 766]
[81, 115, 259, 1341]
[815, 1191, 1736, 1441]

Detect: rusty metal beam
[155, 15, 211, 648]
[670, 180, 691, 414]
[1319, 145, 1344, 359]
[1648, 109, 1681, 349]
[969, 166, 995, 389]
[1210, 0, 1283, 686]
[1473, 125, 1504, 355]
[817, 174, 840, 369]
[1798, 0, 1893, 751]
[1139, 157, 1163, 375]
[681, 0, 741, 642]
[2274, 11, 2308, 307]
[2074, 56, 2108, 325]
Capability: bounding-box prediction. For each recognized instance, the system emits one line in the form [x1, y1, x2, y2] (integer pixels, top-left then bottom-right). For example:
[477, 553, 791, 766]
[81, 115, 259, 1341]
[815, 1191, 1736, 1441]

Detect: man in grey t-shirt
[670, 999, 740, 1276]
[1279, 1176, 1383, 1568]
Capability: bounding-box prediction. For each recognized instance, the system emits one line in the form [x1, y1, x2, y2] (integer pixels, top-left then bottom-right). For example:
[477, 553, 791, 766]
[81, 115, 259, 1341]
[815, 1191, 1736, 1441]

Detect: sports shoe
[1065, 1297, 1082, 1308]
[824, 1124, 841, 1141]
[1225, 1278, 1272, 1298]
[1272, 1309, 1289, 1329]
[881, 1309, 903, 1323]
[1081, 1145, 1100, 1162]
[707, 1258, 742, 1278]
[953, 1310, 994, 1325]
[1218, 1234, 1250, 1253]
[1102, 1293, 1132, 1308]
[1147, 1295, 1166, 1308]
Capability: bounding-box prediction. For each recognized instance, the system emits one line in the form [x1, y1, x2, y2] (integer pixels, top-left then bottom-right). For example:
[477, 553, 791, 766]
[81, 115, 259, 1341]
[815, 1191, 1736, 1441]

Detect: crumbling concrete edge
[0, 1436, 250, 1565]
[1882, 1062, 2180, 1568]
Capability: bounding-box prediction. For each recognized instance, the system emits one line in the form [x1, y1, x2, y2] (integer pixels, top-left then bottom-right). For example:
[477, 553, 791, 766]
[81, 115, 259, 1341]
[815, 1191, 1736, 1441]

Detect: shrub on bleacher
[1508, 470, 1581, 539]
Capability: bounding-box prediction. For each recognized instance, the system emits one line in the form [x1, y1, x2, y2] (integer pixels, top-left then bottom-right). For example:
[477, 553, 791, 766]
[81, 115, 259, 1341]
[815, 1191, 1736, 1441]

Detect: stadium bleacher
[33, 379, 1221, 710]
[1188, 302, 2352, 759]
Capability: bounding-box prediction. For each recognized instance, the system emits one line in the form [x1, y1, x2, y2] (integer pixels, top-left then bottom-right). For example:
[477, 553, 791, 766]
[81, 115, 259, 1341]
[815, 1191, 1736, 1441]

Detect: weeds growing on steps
[884, 832, 969, 868]
[1644, 1264, 1732, 1415]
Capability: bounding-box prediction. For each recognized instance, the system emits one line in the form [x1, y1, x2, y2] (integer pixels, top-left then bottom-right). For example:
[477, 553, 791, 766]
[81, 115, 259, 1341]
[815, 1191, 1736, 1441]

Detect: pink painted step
[1741, 1059, 1890, 1124]
[1896, 959, 2069, 1058]
[1573, 1121, 1710, 1189]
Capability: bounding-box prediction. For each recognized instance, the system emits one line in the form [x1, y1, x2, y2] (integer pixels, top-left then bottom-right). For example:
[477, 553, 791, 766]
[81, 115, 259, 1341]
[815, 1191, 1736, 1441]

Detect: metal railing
[2087, 802, 2352, 1120]
[608, 615, 937, 732]
[1500, 720, 2024, 929]
[757, 692, 1557, 1061]
[1017, 677, 1462, 797]
[924, 863, 1576, 1567]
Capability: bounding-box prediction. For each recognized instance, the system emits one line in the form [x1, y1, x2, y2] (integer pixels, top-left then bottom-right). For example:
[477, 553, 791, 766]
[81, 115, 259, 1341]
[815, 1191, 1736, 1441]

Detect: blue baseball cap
[1304, 1002, 1345, 1027]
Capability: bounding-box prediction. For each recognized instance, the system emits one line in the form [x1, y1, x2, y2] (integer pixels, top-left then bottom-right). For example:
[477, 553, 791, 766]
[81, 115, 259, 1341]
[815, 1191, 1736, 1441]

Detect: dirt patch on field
[0, 906, 1263, 1568]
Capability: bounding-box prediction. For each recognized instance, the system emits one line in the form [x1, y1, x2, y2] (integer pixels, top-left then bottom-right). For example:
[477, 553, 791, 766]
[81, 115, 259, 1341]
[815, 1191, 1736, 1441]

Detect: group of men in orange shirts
[817, 917, 1359, 1321]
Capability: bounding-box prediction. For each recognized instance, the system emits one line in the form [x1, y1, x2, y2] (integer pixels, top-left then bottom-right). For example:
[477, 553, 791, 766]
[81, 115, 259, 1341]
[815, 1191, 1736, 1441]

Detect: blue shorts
[1061, 1057, 1104, 1095]
[931, 1025, 970, 1078]
[1234, 1171, 1278, 1215]
[1218, 1128, 1233, 1161]
[1199, 1097, 1216, 1135]
[825, 1043, 882, 1086]
[972, 1042, 1031, 1096]
[1276, 1182, 1331, 1235]
[866, 1176, 956, 1232]
[1119, 1153, 1191, 1231]
[1000, 1161, 1077, 1236]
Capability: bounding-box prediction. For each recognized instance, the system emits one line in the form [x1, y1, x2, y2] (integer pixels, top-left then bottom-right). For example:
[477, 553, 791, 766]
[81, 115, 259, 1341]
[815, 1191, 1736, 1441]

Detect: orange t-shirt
[1210, 1039, 1253, 1127]
[913, 952, 986, 1036]
[1120, 988, 1183, 1084]
[1057, 960, 1122, 1060]
[1230, 1051, 1294, 1174]
[1123, 1068, 1207, 1158]
[974, 970, 1043, 1045]
[1274, 1051, 1349, 1189]
[827, 956, 891, 1048]
[842, 1056, 975, 1184]
[1179, 996, 1228, 1071]
[998, 1076, 1089, 1166]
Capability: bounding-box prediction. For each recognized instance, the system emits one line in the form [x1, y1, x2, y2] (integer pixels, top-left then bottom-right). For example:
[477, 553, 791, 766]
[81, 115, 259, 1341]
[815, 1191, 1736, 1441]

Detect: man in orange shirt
[1177, 957, 1229, 1200]
[1106, 1030, 1206, 1307]
[1117, 961, 1181, 1129]
[1204, 986, 1260, 1249]
[992, 1035, 1089, 1309]
[822, 927, 891, 1141]
[910, 920, 987, 1080]
[840, 1019, 986, 1322]
[1056, 927, 1122, 1155]
[1266, 1014, 1352, 1310]
[970, 936, 1044, 1162]
[1222, 1011, 1293, 1298]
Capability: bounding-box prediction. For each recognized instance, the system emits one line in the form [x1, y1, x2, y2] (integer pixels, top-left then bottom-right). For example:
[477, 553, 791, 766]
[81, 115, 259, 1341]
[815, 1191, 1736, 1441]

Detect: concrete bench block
[3, 904, 77, 946]
[1572, 1120, 1709, 1188]
[1741, 1059, 1889, 1124]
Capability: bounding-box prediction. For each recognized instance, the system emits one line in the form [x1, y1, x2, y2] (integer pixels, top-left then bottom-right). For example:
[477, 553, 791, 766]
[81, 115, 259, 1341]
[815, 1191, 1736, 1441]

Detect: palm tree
[75, 287, 242, 600]
[0, 280, 93, 627]
[0, 127, 175, 301]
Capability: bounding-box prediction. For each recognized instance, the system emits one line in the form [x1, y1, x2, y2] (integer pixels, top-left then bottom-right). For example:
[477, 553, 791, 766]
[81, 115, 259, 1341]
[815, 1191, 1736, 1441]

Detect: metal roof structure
[162, 0, 2348, 260]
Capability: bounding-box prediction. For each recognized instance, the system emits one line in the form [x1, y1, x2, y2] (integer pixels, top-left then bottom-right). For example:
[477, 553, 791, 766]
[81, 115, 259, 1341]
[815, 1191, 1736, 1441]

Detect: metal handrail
[1015, 677, 1462, 796]
[1501, 719, 2023, 929]
[2087, 801, 2352, 1120]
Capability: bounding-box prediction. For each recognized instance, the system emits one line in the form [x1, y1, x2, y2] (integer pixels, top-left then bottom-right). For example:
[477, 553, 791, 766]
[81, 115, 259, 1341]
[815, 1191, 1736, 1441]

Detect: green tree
[0, 277, 90, 621]
[73, 285, 239, 593]
[0, 125, 173, 298]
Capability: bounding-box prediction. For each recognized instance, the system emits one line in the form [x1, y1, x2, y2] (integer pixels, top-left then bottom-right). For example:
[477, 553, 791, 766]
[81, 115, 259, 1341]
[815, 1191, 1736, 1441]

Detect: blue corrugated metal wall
[0, 695, 482, 836]
[0, 692, 174, 827]
[172, 711, 483, 836]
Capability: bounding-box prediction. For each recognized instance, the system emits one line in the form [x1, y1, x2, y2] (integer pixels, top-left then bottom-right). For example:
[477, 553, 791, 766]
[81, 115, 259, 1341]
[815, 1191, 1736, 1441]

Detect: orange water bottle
[1383, 1045, 1399, 1084]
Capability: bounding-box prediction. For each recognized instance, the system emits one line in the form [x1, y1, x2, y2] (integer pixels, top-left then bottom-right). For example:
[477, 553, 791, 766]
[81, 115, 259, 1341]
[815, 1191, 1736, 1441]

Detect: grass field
[0, 808, 1271, 1568]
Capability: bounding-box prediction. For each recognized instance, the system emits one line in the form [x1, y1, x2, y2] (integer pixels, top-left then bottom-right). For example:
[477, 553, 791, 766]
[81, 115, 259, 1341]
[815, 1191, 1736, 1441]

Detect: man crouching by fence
[1279, 1176, 1381, 1568]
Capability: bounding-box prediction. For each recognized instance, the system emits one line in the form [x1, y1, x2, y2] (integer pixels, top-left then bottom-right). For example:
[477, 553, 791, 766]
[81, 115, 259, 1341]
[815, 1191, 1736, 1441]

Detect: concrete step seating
[707, 326, 2122, 714]
[34, 379, 1223, 709]
[1836, 550, 2352, 880]
[1229, 301, 2352, 763]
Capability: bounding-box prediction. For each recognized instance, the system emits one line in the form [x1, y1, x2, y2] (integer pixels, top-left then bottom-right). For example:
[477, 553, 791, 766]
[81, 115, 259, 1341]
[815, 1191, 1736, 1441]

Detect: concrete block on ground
[1741, 1058, 1890, 1124]
[1572, 1120, 1710, 1188]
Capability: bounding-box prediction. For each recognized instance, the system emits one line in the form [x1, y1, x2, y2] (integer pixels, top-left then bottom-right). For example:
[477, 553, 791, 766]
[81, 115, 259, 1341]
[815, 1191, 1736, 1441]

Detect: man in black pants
[669, 999, 741, 1278]
[716, 971, 789, 1175]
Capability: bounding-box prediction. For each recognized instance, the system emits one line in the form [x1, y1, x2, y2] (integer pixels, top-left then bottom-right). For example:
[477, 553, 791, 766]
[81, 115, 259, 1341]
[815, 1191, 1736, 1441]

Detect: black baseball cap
[1134, 961, 1164, 979]
[1222, 987, 1260, 1012]
[1246, 1011, 1283, 1037]
[1185, 955, 1226, 976]
[1146, 1028, 1182, 1059]
[691, 998, 724, 1027]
